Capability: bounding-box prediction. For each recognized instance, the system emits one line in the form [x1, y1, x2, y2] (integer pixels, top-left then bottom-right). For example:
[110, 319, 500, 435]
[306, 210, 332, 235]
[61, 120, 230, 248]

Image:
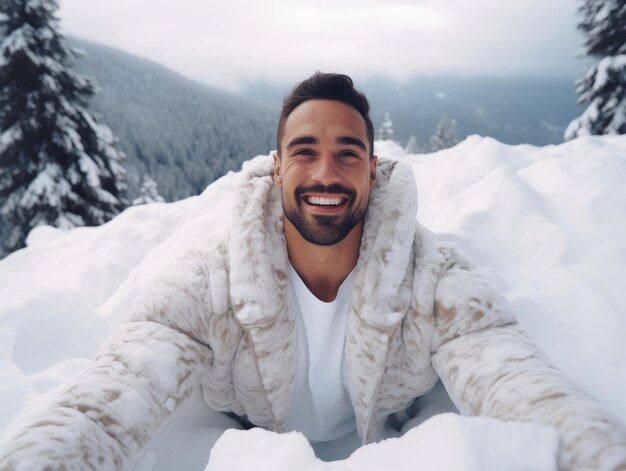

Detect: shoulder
[125, 231, 232, 335]
[412, 224, 490, 282]
[411, 223, 452, 279]
[410, 225, 517, 343]
[152, 231, 231, 292]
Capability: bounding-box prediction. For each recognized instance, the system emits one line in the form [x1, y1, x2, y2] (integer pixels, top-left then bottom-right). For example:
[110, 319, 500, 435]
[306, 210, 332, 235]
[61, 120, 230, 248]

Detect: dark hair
[276, 72, 375, 158]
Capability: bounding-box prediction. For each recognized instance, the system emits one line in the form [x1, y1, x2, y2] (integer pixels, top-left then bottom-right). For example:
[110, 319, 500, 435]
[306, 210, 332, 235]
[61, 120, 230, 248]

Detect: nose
[310, 154, 341, 186]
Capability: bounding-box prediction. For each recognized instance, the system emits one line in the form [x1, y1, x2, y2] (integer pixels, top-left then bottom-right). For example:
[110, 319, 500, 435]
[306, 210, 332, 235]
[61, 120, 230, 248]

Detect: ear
[273, 152, 282, 186]
[369, 155, 378, 188]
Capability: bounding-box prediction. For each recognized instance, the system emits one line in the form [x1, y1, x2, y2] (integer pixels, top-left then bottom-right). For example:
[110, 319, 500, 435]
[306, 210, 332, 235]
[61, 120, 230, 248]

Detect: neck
[284, 219, 362, 302]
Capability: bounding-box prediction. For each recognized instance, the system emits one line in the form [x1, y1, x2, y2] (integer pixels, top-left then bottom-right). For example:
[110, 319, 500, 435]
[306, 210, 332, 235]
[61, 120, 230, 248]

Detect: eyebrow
[286, 135, 367, 151]
[286, 136, 317, 149]
[336, 136, 366, 151]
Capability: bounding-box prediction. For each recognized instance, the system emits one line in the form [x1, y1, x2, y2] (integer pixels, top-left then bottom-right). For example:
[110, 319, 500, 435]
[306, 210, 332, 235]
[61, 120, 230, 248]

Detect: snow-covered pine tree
[0, 0, 127, 256]
[377, 112, 395, 141]
[132, 175, 165, 205]
[405, 134, 420, 154]
[428, 115, 459, 152]
[565, 0, 626, 139]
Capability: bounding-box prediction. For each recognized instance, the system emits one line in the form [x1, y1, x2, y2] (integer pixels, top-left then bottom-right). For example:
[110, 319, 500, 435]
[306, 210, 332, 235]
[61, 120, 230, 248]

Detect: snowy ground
[0, 135, 625, 470]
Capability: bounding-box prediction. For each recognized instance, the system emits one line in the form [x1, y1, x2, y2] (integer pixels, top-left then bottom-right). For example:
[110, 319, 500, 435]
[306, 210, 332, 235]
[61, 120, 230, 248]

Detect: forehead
[283, 99, 368, 145]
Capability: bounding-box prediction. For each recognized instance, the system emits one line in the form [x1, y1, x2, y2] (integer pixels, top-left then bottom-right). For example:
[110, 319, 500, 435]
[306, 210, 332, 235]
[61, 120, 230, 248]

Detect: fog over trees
[377, 112, 395, 141]
[428, 115, 459, 152]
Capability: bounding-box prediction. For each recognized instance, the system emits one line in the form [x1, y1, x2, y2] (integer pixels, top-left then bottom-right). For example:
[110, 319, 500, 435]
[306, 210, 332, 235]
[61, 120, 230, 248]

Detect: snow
[377, 112, 395, 141]
[0, 124, 22, 154]
[133, 176, 166, 205]
[25, 0, 54, 15]
[40, 73, 59, 93]
[206, 414, 559, 471]
[19, 163, 62, 209]
[567, 54, 626, 139]
[0, 27, 29, 57]
[77, 154, 101, 188]
[428, 114, 458, 151]
[1, 135, 626, 469]
[81, 110, 116, 144]
[594, 2, 611, 24]
[593, 55, 626, 92]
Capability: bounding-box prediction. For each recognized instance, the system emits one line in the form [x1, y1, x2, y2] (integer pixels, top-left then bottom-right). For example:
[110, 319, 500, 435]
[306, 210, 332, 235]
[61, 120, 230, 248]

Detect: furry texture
[1, 156, 625, 470]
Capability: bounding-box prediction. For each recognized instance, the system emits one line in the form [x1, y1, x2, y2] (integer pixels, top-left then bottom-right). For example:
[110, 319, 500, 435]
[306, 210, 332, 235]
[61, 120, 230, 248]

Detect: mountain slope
[70, 37, 278, 201]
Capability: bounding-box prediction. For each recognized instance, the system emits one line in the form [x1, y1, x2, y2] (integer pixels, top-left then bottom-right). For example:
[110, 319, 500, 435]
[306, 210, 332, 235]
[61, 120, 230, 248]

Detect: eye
[293, 148, 314, 157]
[338, 150, 359, 158]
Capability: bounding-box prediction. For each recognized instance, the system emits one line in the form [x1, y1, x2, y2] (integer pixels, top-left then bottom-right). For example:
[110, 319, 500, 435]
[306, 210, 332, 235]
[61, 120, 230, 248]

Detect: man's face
[274, 99, 377, 246]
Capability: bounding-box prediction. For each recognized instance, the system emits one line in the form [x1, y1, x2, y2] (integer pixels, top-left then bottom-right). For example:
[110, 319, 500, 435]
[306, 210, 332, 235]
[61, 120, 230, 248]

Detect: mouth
[294, 184, 355, 214]
[300, 193, 351, 216]
[305, 195, 348, 207]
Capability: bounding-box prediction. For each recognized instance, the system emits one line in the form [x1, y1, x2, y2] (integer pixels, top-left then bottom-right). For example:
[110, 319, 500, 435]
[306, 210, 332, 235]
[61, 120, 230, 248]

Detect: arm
[430, 244, 626, 471]
[0, 247, 215, 470]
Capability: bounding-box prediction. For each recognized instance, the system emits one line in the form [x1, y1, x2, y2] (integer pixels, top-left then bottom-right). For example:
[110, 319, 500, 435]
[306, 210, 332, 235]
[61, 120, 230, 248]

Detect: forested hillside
[71, 38, 278, 201]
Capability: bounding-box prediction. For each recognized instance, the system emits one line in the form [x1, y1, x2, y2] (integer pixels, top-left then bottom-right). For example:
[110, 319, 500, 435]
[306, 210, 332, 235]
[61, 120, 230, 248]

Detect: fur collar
[228, 154, 418, 331]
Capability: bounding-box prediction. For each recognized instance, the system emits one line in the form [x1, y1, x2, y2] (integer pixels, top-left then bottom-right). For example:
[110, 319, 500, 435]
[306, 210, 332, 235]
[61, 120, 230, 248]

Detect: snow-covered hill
[71, 38, 277, 201]
[1, 136, 625, 470]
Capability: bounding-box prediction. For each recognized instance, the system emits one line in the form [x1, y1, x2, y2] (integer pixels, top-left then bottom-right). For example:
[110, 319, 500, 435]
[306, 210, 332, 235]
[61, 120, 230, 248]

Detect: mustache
[295, 184, 356, 200]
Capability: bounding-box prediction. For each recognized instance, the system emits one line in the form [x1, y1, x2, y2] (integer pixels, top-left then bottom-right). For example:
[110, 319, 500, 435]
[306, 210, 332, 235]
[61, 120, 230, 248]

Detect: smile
[306, 196, 347, 206]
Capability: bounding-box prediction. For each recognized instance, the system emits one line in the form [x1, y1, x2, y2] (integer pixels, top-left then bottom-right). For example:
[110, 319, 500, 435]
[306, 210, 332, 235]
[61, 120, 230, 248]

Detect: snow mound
[400, 135, 626, 422]
[205, 414, 559, 471]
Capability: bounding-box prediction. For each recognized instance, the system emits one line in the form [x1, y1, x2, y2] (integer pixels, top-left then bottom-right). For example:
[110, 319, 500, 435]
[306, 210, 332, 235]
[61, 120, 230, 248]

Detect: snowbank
[1, 135, 625, 469]
[206, 414, 558, 471]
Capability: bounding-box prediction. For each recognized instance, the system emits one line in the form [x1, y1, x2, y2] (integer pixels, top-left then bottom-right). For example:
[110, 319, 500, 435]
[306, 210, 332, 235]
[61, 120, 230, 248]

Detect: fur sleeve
[0, 247, 216, 471]
[431, 244, 626, 471]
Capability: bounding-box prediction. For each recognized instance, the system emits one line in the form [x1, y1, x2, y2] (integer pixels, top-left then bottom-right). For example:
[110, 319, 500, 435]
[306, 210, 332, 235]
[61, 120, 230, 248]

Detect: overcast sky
[58, 0, 585, 91]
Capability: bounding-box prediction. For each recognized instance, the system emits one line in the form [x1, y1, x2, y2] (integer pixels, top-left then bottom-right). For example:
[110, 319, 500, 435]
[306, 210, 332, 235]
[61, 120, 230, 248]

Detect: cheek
[280, 178, 298, 201]
[281, 169, 303, 191]
[357, 173, 373, 192]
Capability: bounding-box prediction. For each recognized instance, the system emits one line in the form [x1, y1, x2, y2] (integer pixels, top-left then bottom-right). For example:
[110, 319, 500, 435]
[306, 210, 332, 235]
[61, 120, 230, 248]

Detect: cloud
[58, 0, 583, 90]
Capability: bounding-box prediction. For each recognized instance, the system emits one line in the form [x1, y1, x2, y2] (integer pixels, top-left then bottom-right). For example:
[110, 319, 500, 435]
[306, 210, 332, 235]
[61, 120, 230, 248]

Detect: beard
[282, 183, 368, 246]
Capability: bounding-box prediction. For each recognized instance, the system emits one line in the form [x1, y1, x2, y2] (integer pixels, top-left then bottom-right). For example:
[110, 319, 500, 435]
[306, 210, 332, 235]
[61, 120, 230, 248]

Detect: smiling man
[276, 97, 376, 302]
[1, 72, 626, 471]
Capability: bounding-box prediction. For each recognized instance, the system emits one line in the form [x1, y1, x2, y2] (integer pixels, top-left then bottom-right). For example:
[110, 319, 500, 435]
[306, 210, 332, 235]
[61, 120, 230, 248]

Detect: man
[1, 72, 625, 470]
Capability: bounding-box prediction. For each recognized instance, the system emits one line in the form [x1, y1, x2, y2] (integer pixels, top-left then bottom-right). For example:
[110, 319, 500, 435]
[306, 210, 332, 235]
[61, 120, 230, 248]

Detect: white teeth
[307, 196, 344, 206]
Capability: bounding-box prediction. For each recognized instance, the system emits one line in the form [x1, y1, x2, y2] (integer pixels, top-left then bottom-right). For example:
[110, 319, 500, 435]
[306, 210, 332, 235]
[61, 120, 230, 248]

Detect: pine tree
[428, 115, 459, 152]
[377, 112, 395, 141]
[0, 0, 127, 256]
[132, 175, 165, 205]
[565, 0, 626, 139]
[404, 134, 420, 154]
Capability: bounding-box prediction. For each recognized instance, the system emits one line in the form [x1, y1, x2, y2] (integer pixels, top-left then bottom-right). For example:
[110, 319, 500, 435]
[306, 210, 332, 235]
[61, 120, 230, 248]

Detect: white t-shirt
[285, 263, 357, 444]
